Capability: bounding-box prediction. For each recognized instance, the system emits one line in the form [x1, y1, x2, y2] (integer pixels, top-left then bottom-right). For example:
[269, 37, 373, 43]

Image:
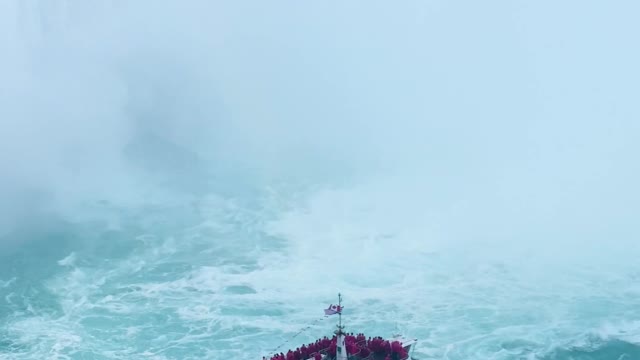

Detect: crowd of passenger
[266, 333, 408, 360]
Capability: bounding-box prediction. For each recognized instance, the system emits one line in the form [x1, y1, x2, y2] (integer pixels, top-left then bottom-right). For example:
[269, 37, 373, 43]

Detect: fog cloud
[1, 0, 639, 246]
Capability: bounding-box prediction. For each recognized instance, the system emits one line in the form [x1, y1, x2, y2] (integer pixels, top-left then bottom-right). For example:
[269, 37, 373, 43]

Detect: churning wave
[2, 185, 640, 360]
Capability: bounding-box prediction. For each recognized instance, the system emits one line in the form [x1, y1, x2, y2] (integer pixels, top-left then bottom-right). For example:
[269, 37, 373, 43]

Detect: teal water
[2, 184, 640, 359]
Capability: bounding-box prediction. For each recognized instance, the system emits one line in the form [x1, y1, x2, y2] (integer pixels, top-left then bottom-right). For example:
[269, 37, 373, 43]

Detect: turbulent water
[2, 184, 640, 360]
[2, 1, 640, 359]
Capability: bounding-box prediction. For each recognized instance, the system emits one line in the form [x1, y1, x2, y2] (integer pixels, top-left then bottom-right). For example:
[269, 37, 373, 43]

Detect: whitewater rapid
[2, 180, 640, 360]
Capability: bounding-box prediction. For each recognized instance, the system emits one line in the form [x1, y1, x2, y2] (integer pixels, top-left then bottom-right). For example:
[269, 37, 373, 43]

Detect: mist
[1, 0, 640, 252]
[3, 2, 640, 359]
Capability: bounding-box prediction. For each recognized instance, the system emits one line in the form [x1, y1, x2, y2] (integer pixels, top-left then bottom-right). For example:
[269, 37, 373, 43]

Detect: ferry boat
[264, 294, 418, 360]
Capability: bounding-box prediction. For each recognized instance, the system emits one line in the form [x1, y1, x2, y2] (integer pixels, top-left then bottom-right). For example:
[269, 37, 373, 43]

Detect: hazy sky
[1, 0, 639, 246]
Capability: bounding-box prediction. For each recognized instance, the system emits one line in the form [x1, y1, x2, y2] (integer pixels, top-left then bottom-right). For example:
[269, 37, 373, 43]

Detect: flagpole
[338, 293, 342, 331]
[335, 293, 347, 360]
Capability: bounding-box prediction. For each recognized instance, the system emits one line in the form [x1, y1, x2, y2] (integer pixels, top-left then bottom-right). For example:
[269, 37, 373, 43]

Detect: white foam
[3, 179, 640, 359]
[57, 252, 76, 267]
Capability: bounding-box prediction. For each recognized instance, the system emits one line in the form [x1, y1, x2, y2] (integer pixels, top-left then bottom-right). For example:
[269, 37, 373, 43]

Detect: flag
[324, 304, 343, 315]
